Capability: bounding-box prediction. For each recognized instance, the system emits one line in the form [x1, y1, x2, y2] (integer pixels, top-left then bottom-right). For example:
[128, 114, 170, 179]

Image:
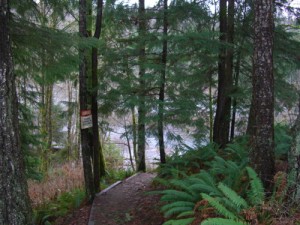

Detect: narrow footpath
[88, 172, 164, 225]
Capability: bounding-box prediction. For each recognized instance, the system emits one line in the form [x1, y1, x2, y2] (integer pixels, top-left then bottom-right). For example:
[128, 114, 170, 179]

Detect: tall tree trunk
[131, 106, 138, 164]
[0, 0, 32, 223]
[124, 56, 137, 165]
[67, 80, 73, 160]
[124, 122, 135, 170]
[91, 0, 105, 193]
[246, 99, 255, 135]
[158, 0, 168, 164]
[230, 50, 241, 140]
[40, 82, 47, 172]
[46, 85, 53, 151]
[288, 95, 300, 200]
[40, 83, 53, 173]
[213, 0, 233, 148]
[249, 0, 275, 191]
[137, 0, 146, 172]
[79, 0, 95, 202]
[209, 74, 214, 143]
[226, 0, 234, 139]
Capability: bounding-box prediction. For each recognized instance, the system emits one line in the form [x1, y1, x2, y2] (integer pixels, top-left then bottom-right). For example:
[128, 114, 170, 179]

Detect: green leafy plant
[157, 144, 217, 178]
[101, 169, 134, 188]
[201, 218, 248, 225]
[157, 161, 248, 224]
[200, 167, 265, 225]
[33, 188, 85, 225]
[156, 139, 268, 225]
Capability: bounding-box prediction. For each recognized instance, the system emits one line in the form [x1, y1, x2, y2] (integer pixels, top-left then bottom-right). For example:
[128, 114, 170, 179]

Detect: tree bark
[79, 0, 95, 202]
[249, 0, 275, 191]
[124, 123, 135, 170]
[131, 106, 138, 164]
[158, 0, 168, 164]
[40, 64, 53, 172]
[288, 95, 300, 200]
[213, 0, 233, 148]
[67, 80, 73, 160]
[91, 0, 105, 193]
[230, 50, 241, 140]
[209, 74, 214, 143]
[137, 0, 146, 172]
[0, 0, 32, 223]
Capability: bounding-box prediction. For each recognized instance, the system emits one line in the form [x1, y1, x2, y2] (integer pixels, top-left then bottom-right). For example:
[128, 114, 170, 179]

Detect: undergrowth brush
[29, 161, 135, 224]
[155, 136, 298, 225]
[28, 161, 84, 207]
[33, 188, 85, 225]
[101, 169, 134, 189]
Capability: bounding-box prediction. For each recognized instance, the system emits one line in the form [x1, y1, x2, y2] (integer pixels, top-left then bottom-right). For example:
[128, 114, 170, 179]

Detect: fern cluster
[155, 139, 266, 225]
[199, 167, 265, 225]
[157, 143, 217, 178]
[33, 189, 85, 225]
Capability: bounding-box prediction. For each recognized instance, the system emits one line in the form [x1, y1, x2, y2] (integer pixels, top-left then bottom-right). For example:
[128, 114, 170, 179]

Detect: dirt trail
[88, 172, 164, 225]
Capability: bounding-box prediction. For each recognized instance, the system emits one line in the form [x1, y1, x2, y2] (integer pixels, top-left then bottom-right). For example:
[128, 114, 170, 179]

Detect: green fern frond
[246, 167, 265, 205]
[169, 179, 196, 196]
[189, 172, 221, 196]
[226, 160, 239, 171]
[176, 210, 194, 218]
[153, 177, 172, 187]
[225, 139, 249, 161]
[164, 206, 194, 218]
[188, 177, 205, 184]
[218, 183, 248, 210]
[201, 218, 249, 225]
[160, 190, 196, 202]
[191, 161, 201, 168]
[210, 156, 227, 174]
[212, 156, 227, 166]
[190, 183, 222, 196]
[201, 193, 237, 219]
[221, 197, 238, 212]
[161, 201, 195, 212]
[198, 171, 217, 186]
[169, 168, 187, 179]
[163, 217, 195, 225]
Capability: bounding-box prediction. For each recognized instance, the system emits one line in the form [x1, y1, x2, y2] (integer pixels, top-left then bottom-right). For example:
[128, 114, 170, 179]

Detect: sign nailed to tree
[80, 110, 93, 129]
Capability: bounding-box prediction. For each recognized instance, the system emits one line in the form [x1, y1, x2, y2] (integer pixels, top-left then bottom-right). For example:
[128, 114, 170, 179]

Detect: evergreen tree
[249, 0, 275, 191]
[89, 0, 105, 193]
[213, 0, 234, 148]
[158, 0, 168, 164]
[137, 0, 147, 172]
[0, 0, 32, 223]
[79, 0, 95, 202]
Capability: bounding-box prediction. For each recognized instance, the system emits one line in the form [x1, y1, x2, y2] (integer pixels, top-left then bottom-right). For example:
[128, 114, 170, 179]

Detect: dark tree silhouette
[0, 0, 32, 223]
[249, 0, 275, 191]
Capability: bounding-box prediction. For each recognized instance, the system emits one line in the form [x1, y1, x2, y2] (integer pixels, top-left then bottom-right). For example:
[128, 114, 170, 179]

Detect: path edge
[88, 172, 141, 225]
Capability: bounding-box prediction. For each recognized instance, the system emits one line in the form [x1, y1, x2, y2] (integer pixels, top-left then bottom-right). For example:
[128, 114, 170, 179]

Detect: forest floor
[53, 171, 300, 225]
[54, 172, 165, 225]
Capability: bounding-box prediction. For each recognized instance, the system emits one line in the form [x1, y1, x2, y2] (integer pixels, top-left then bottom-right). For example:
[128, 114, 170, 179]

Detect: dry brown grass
[28, 161, 84, 208]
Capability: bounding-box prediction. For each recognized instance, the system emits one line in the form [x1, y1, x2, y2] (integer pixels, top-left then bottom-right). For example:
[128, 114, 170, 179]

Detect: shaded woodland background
[1, 0, 300, 224]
